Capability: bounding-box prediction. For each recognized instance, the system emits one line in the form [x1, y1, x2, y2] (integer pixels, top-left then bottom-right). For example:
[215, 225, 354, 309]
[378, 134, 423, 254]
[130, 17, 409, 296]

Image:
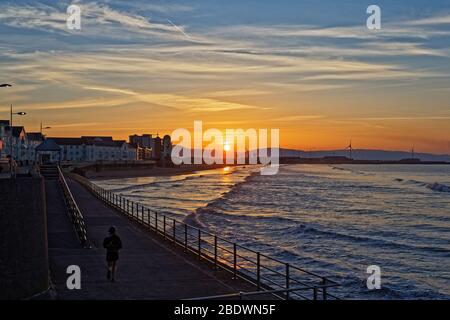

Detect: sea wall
[0, 177, 49, 299]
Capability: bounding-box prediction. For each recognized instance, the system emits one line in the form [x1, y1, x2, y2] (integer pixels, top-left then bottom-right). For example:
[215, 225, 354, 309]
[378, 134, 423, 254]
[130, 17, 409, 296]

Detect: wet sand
[86, 164, 229, 180]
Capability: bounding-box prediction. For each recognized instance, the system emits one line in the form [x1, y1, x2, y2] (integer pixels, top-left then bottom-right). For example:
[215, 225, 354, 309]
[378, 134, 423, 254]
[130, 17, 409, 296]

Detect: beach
[93, 164, 450, 299]
[82, 164, 231, 180]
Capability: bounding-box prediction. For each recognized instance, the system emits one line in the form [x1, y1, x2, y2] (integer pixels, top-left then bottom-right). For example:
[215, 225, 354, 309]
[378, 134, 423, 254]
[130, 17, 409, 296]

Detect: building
[0, 120, 167, 165]
[49, 136, 138, 162]
[129, 134, 154, 150]
[51, 137, 85, 162]
[35, 139, 62, 164]
[129, 133, 172, 161]
[152, 135, 162, 160]
[0, 120, 10, 158]
[82, 136, 137, 161]
[1, 125, 28, 164]
[162, 135, 172, 158]
[0, 121, 44, 164]
[26, 132, 44, 163]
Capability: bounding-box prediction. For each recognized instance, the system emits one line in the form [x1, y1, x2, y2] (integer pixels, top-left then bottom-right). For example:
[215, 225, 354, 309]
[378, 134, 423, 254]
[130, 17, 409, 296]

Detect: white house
[26, 132, 44, 163]
[50, 136, 137, 162]
[1, 125, 28, 164]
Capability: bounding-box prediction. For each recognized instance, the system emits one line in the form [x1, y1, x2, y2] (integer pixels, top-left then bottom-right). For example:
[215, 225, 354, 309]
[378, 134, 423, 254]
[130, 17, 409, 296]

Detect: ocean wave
[330, 165, 367, 175]
[427, 182, 450, 193]
[291, 224, 450, 254]
[103, 173, 221, 192]
[195, 204, 450, 255]
[395, 178, 450, 193]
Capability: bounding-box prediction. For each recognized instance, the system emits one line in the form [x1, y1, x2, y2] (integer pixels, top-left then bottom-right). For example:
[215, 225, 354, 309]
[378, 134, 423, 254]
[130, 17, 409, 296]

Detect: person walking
[103, 226, 122, 282]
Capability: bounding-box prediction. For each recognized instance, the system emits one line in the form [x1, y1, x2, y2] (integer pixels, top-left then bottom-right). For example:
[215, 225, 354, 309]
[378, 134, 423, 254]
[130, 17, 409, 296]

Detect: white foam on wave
[427, 182, 450, 193]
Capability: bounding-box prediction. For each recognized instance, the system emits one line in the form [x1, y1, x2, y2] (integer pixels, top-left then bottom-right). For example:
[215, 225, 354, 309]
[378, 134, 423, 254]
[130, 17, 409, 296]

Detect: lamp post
[8, 104, 26, 166]
[40, 122, 51, 134]
[10, 104, 26, 127]
[1, 84, 13, 159]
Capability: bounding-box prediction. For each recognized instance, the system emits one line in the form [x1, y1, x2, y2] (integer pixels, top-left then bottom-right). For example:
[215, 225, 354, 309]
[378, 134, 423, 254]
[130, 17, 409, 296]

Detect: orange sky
[1, 2, 450, 154]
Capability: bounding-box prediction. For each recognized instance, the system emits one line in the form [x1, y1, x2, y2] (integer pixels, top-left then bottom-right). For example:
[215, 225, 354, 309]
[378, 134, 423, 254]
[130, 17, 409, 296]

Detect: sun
[224, 143, 231, 151]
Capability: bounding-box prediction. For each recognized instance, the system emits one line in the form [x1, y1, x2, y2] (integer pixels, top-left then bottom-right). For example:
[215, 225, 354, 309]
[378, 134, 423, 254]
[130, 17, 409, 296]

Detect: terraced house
[49, 136, 137, 162]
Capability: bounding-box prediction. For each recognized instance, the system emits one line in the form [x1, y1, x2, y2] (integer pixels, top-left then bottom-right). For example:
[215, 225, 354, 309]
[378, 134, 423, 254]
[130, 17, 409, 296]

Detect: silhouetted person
[103, 226, 122, 282]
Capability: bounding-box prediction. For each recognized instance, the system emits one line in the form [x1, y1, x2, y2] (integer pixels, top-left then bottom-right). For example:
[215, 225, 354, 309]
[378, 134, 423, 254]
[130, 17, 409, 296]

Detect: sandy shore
[85, 164, 229, 180]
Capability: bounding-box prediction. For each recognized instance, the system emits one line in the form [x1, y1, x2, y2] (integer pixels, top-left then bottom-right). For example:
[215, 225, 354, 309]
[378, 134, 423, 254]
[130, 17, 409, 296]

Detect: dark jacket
[103, 234, 122, 254]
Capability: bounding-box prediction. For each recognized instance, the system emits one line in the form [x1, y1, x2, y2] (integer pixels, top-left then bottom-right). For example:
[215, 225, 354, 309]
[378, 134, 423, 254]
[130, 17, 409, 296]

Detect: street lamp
[40, 123, 51, 134]
[10, 104, 27, 127]
[0, 83, 12, 87]
[8, 104, 26, 165]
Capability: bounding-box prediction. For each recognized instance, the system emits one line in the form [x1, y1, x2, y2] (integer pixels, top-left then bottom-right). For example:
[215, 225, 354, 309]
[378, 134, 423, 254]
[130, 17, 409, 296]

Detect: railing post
[322, 278, 327, 300]
[173, 219, 176, 241]
[257, 252, 260, 290]
[136, 203, 139, 220]
[155, 212, 158, 233]
[286, 263, 290, 300]
[184, 224, 188, 251]
[214, 235, 218, 270]
[313, 288, 318, 300]
[148, 209, 151, 228]
[233, 243, 237, 280]
[127, 200, 129, 215]
[198, 229, 201, 259]
[141, 206, 144, 223]
[163, 216, 166, 239]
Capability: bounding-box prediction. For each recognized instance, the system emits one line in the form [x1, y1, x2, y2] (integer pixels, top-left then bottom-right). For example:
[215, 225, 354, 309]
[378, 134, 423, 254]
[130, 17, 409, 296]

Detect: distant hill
[279, 148, 450, 162]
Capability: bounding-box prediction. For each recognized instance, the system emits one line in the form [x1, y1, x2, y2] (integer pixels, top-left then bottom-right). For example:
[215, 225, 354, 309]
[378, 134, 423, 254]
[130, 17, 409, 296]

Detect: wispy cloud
[408, 15, 450, 26]
[272, 115, 325, 122]
[1, 1, 450, 152]
[0, 1, 199, 42]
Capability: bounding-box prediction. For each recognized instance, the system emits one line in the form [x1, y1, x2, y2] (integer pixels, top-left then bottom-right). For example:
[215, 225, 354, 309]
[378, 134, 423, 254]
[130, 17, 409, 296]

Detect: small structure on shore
[35, 139, 61, 164]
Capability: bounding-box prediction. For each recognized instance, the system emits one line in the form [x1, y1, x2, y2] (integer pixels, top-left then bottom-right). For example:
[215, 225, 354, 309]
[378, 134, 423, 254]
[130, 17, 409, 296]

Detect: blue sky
[0, 0, 449, 152]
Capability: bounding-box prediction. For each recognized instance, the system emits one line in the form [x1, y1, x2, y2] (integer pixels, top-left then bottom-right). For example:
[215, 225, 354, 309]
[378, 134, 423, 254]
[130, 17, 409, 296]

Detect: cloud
[272, 115, 325, 122]
[348, 116, 450, 121]
[0, 1, 200, 42]
[408, 15, 450, 26]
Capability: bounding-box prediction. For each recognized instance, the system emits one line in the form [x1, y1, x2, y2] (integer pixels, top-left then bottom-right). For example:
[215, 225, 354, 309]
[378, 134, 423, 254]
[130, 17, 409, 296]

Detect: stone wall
[0, 177, 49, 299]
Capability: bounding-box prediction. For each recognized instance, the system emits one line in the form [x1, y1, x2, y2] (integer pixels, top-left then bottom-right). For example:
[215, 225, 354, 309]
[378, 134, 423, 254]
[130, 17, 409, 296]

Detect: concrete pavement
[46, 178, 255, 299]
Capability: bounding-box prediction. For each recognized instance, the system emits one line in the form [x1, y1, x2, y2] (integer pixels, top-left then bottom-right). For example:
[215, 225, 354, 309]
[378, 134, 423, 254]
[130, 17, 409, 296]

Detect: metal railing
[68, 173, 340, 300]
[186, 284, 340, 300]
[58, 166, 89, 248]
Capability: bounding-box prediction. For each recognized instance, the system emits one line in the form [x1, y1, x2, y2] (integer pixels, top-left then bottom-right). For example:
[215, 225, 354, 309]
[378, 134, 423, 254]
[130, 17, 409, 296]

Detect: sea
[93, 164, 450, 299]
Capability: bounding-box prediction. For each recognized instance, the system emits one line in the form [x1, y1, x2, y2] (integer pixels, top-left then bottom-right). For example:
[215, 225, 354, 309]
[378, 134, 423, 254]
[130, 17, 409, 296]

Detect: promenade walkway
[46, 178, 255, 299]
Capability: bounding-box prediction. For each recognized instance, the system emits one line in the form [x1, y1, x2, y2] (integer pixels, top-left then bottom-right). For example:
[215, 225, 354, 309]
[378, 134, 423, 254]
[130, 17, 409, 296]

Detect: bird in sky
[0, 84, 12, 87]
